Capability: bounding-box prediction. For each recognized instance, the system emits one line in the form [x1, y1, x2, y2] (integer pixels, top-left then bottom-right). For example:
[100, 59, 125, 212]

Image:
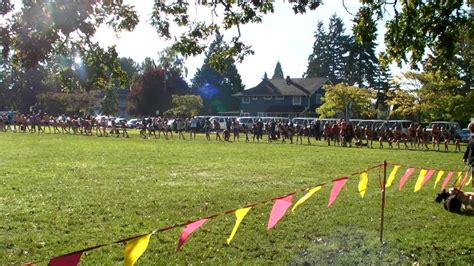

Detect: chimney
[286, 75, 291, 85]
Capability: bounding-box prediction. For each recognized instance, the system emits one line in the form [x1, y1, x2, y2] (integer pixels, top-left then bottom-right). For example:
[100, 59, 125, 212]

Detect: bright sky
[8, 0, 403, 88]
[93, 1, 402, 88]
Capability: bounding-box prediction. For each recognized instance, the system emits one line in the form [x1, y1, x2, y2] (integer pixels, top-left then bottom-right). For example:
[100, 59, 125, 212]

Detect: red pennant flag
[177, 218, 208, 251]
[49, 252, 83, 266]
[398, 168, 415, 191]
[461, 172, 469, 187]
[267, 195, 293, 230]
[421, 169, 436, 186]
[441, 171, 455, 191]
[328, 177, 349, 207]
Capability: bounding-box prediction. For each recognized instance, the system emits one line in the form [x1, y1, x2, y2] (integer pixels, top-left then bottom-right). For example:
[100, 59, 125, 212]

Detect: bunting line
[433, 171, 445, 189]
[31, 162, 474, 265]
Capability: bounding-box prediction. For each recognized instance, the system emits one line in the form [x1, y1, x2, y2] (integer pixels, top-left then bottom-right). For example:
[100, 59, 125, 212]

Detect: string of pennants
[22, 162, 472, 266]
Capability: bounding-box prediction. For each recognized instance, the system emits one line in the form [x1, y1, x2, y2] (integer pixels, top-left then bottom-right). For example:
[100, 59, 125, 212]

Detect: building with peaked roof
[233, 76, 329, 117]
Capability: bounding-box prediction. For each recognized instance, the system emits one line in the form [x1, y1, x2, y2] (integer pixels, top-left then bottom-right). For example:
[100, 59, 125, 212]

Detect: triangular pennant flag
[267, 195, 293, 230]
[422, 169, 436, 186]
[386, 165, 401, 188]
[441, 171, 455, 191]
[433, 171, 445, 189]
[49, 251, 83, 266]
[358, 172, 369, 198]
[177, 218, 208, 251]
[414, 169, 428, 192]
[125, 233, 152, 266]
[460, 172, 469, 188]
[227, 207, 251, 244]
[328, 177, 349, 207]
[454, 172, 463, 188]
[465, 173, 472, 186]
[292, 186, 322, 212]
[399, 168, 415, 191]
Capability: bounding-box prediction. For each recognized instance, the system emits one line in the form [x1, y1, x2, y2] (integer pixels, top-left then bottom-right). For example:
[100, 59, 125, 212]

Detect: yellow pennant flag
[414, 169, 428, 192]
[454, 172, 463, 188]
[227, 207, 251, 245]
[386, 165, 401, 188]
[433, 171, 445, 189]
[358, 172, 369, 198]
[291, 186, 322, 212]
[125, 233, 152, 266]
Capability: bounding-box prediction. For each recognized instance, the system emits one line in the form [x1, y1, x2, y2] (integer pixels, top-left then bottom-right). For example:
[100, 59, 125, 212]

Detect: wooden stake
[380, 160, 387, 244]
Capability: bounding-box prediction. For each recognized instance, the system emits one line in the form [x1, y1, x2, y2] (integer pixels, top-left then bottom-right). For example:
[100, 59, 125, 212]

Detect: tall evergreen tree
[306, 15, 349, 83]
[327, 14, 350, 84]
[272, 61, 284, 79]
[191, 34, 244, 114]
[345, 8, 379, 88]
[305, 21, 330, 78]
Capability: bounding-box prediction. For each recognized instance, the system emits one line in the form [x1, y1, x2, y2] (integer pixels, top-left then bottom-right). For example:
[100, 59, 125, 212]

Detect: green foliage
[127, 68, 189, 116]
[305, 15, 351, 84]
[36, 91, 96, 115]
[345, 9, 379, 88]
[272, 61, 284, 79]
[191, 34, 244, 114]
[317, 84, 376, 119]
[117, 57, 140, 89]
[100, 89, 119, 116]
[388, 71, 473, 122]
[0, 133, 471, 264]
[164, 95, 203, 117]
[360, 0, 470, 69]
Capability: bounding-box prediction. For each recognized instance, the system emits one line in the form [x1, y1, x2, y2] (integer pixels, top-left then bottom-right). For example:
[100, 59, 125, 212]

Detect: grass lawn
[0, 131, 472, 265]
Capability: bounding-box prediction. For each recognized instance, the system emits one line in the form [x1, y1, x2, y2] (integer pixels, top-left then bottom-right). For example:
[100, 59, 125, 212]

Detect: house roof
[234, 77, 328, 97]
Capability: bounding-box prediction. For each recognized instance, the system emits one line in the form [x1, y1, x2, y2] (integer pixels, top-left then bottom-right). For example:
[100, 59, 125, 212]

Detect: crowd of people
[0, 112, 465, 152]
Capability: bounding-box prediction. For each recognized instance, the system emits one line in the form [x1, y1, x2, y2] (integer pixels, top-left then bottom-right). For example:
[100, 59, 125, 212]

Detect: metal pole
[380, 160, 387, 244]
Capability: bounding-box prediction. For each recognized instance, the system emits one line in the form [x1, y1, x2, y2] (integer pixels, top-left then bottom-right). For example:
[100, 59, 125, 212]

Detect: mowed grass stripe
[0, 132, 471, 264]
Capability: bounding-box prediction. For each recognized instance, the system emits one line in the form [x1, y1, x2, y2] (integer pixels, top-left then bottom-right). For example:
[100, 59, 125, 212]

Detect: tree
[305, 15, 350, 83]
[345, 8, 378, 88]
[117, 57, 140, 89]
[272, 61, 284, 79]
[140, 57, 157, 73]
[388, 71, 472, 123]
[191, 34, 244, 114]
[127, 68, 189, 116]
[101, 89, 119, 116]
[317, 84, 376, 119]
[164, 95, 203, 117]
[305, 21, 330, 78]
[327, 15, 350, 84]
[1, 1, 469, 75]
[37, 92, 96, 115]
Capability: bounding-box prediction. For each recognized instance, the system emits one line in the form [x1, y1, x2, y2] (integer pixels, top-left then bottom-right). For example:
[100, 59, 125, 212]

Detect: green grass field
[0, 131, 472, 265]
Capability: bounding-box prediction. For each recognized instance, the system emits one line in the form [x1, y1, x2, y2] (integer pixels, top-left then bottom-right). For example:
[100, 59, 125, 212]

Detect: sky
[7, 0, 403, 88]
[92, 0, 401, 88]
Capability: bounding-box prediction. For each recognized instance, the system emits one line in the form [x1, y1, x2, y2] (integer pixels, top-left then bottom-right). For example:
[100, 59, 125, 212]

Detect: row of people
[0, 113, 464, 152]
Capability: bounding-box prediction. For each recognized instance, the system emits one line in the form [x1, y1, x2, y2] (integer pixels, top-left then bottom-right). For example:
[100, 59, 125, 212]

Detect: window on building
[252, 96, 258, 100]
[293, 96, 302, 105]
[242, 97, 250, 104]
[316, 93, 322, 104]
[263, 95, 272, 100]
[275, 96, 284, 100]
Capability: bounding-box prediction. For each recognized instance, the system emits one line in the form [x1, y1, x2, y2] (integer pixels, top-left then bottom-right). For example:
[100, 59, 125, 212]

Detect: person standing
[190, 116, 198, 140]
[462, 122, 474, 187]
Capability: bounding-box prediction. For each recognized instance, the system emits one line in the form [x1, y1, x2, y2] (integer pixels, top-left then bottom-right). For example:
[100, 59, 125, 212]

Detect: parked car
[126, 118, 141, 128]
[291, 117, 317, 126]
[357, 120, 385, 130]
[459, 128, 471, 143]
[237, 117, 258, 129]
[381, 120, 413, 135]
[426, 121, 461, 135]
